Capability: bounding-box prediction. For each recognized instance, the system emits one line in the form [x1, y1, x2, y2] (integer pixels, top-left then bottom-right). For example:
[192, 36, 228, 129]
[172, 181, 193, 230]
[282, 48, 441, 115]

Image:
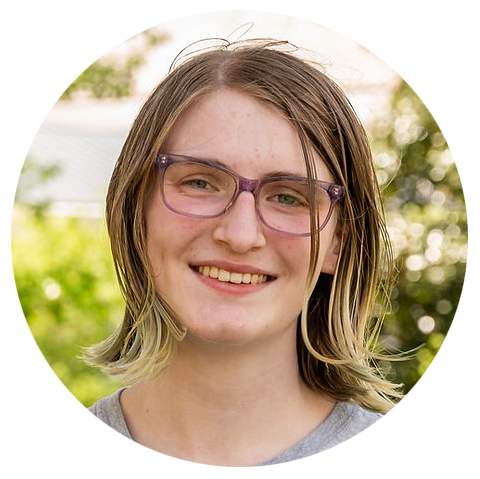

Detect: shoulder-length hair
[84, 39, 402, 413]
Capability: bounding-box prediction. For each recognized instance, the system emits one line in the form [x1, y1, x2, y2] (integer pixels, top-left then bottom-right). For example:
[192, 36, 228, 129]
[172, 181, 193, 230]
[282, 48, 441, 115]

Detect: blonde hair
[84, 39, 402, 413]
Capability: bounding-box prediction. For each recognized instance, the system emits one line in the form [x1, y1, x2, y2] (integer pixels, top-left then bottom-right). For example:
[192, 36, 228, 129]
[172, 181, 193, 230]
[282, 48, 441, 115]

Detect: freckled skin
[146, 88, 338, 347]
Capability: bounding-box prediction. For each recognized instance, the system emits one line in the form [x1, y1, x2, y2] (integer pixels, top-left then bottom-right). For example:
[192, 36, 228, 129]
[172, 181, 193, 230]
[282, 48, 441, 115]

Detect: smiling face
[145, 88, 339, 348]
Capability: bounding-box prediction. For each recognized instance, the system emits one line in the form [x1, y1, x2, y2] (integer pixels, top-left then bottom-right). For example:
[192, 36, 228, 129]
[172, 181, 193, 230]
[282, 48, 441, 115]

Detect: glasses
[155, 154, 345, 237]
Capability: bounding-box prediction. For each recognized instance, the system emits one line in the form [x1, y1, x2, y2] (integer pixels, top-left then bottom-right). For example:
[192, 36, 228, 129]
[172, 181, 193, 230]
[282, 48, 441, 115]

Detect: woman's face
[145, 88, 339, 348]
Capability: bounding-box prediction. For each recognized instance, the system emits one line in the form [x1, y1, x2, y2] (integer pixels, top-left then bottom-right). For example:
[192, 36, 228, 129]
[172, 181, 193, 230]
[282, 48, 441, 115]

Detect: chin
[181, 313, 269, 347]
[185, 325, 258, 347]
[181, 308, 296, 350]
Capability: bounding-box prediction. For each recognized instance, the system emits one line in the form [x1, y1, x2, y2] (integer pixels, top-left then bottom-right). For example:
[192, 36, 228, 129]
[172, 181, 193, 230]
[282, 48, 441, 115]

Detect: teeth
[196, 266, 268, 284]
[230, 272, 243, 284]
[218, 269, 230, 282]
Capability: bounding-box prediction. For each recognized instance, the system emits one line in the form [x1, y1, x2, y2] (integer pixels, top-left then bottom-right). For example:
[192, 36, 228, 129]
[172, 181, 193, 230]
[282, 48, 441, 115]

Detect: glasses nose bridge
[238, 176, 260, 195]
[224, 175, 261, 215]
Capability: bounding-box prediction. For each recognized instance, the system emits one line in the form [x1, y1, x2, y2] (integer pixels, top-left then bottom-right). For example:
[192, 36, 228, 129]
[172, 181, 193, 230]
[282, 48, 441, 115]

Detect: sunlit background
[11, 11, 467, 407]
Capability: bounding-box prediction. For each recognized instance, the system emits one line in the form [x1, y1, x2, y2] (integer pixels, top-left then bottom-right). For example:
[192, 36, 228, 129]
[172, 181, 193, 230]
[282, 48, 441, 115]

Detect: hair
[83, 38, 403, 413]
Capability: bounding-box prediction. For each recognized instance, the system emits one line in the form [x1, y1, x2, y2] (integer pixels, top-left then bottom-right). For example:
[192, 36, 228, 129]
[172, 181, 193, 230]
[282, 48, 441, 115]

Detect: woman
[86, 39, 402, 466]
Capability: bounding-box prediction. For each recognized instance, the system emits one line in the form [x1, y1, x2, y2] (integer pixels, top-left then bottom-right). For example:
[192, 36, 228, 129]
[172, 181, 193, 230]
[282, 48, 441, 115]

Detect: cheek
[146, 228, 165, 278]
[277, 239, 312, 280]
[146, 199, 213, 277]
[279, 227, 336, 289]
[145, 198, 177, 276]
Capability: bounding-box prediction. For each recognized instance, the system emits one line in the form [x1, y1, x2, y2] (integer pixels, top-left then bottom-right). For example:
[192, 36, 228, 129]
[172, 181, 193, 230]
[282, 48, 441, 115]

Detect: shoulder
[258, 401, 383, 465]
[88, 387, 132, 439]
[327, 401, 383, 439]
[303, 401, 383, 453]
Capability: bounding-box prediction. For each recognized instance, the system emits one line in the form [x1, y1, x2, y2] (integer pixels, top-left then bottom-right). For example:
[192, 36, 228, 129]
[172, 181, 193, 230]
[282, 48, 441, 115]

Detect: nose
[212, 191, 267, 253]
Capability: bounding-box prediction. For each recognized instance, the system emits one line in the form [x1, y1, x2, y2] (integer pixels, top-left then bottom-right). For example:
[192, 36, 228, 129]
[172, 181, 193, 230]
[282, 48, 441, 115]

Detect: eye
[261, 181, 310, 210]
[182, 178, 214, 190]
[177, 175, 220, 193]
[273, 193, 306, 206]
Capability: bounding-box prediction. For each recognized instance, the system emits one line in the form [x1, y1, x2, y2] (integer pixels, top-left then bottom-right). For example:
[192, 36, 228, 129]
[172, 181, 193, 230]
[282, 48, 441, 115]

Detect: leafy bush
[12, 209, 123, 406]
[371, 81, 467, 392]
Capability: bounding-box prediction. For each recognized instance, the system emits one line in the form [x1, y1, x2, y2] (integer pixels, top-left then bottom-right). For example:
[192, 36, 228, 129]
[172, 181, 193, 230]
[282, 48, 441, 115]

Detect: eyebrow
[263, 171, 306, 179]
[206, 158, 307, 180]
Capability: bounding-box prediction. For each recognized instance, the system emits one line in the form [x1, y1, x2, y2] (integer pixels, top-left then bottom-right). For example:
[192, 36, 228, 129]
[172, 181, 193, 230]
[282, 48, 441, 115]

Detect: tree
[61, 29, 169, 99]
[12, 26, 170, 406]
[370, 80, 467, 393]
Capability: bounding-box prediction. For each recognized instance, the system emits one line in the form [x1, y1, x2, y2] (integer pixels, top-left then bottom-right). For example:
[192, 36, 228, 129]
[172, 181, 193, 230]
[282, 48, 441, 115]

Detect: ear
[320, 230, 343, 275]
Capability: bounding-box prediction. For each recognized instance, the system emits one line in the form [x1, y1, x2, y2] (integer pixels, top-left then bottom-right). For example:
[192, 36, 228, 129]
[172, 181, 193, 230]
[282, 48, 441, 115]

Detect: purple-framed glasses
[155, 153, 345, 236]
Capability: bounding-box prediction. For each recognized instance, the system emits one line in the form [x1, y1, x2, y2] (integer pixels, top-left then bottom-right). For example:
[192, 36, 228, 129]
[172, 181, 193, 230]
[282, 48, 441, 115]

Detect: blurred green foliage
[11, 28, 169, 407]
[11, 69, 467, 406]
[370, 81, 467, 392]
[14, 157, 61, 218]
[62, 29, 169, 99]
[12, 210, 124, 406]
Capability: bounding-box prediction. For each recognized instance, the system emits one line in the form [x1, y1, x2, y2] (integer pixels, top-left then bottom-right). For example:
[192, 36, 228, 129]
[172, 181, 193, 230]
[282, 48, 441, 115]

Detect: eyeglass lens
[161, 159, 332, 235]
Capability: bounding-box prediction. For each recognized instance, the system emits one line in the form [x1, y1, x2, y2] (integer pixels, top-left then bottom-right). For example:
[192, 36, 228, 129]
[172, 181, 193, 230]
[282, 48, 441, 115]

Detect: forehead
[163, 88, 332, 181]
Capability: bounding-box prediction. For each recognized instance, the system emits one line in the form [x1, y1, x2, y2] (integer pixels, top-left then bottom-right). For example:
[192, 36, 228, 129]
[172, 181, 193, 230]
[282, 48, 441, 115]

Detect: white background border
[2, 1, 478, 477]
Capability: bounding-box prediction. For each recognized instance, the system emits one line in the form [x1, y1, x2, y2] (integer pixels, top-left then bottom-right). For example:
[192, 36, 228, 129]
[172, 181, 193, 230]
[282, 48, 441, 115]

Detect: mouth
[191, 265, 274, 285]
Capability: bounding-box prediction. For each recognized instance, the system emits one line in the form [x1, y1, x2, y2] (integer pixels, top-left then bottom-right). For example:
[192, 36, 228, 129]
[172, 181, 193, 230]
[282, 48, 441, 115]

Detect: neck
[168, 330, 301, 404]
[121, 327, 335, 466]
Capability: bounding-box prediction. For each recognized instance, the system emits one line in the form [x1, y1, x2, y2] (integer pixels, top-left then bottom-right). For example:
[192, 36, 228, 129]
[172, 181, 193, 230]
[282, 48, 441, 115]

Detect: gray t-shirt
[89, 388, 382, 465]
